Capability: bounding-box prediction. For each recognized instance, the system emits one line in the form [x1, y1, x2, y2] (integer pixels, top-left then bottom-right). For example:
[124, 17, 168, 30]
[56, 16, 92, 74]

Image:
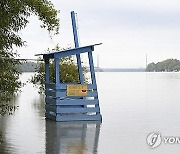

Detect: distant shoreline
[20, 67, 146, 73]
[91, 68, 146, 72]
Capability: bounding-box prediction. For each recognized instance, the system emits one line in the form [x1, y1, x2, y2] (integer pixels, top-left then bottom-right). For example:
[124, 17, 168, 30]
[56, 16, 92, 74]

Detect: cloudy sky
[18, 0, 180, 68]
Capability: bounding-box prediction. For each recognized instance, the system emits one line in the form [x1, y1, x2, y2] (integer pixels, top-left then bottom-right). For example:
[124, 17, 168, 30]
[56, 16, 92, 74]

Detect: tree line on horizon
[146, 59, 180, 72]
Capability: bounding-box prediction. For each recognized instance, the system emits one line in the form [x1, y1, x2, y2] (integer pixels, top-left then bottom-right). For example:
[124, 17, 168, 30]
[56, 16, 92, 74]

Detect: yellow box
[67, 84, 88, 96]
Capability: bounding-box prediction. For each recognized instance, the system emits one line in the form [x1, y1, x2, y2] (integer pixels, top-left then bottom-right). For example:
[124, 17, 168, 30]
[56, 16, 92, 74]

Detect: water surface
[1, 72, 180, 154]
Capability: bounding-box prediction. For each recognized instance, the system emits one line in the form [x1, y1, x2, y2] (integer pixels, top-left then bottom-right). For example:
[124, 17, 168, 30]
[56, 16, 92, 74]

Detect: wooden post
[45, 58, 50, 83]
[88, 51, 100, 113]
[88, 51, 97, 85]
[71, 11, 79, 48]
[71, 11, 84, 84]
[55, 58, 60, 83]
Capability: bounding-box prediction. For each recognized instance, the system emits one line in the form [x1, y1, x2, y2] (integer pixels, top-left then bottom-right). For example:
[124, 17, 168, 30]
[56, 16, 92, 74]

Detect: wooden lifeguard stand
[36, 11, 102, 121]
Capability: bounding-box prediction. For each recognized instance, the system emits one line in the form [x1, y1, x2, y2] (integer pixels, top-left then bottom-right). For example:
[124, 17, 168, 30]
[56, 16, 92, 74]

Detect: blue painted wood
[56, 114, 102, 122]
[88, 51, 100, 111]
[45, 83, 97, 90]
[71, 11, 79, 48]
[45, 90, 57, 97]
[45, 112, 56, 121]
[55, 58, 60, 83]
[42, 45, 95, 59]
[76, 54, 84, 84]
[45, 59, 50, 83]
[45, 97, 99, 105]
[71, 11, 84, 83]
[55, 46, 93, 58]
[56, 107, 100, 114]
[36, 44, 102, 57]
[46, 104, 56, 113]
[88, 51, 97, 85]
[45, 90, 98, 98]
[45, 113, 102, 121]
[46, 104, 100, 114]
[45, 83, 56, 89]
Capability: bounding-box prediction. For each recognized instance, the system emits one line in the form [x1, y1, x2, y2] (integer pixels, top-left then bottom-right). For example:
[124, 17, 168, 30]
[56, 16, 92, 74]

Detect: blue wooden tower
[36, 11, 102, 121]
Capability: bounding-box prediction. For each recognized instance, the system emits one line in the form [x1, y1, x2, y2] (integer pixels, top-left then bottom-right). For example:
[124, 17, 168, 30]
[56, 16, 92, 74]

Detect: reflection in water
[0, 73, 46, 154]
[0, 123, 8, 154]
[0, 93, 21, 154]
[46, 121, 101, 154]
[32, 95, 45, 118]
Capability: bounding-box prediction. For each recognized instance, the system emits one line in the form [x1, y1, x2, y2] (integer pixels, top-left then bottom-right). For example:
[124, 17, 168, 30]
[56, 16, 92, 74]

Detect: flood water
[1, 72, 180, 154]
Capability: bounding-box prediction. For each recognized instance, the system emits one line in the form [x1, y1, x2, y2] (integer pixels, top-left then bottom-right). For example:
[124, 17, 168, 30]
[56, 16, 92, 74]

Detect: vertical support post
[45, 58, 50, 83]
[55, 58, 60, 83]
[71, 11, 79, 48]
[88, 51, 100, 113]
[71, 11, 84, 84]
[88, 51, 97, 85]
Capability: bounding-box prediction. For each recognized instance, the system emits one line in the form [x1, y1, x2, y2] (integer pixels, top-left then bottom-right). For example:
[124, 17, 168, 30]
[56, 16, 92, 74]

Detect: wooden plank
[45, 90, 66, 97]
[45, 83, 61, 90]
[45, 104, 100, 113]
[45, 90, 98, 98]
[87, 91, 98, 97]
[87, 84, 97, 90]
[36, 44, 102, 56]
[45, 90, 56, 97]
[45, 112, 102, 122]
[46, 113, 102, 121]
[45, 83, 97, 90]
[45, 97, 57, 104]
[88, 51, 97, 85]
[55, 58, 60, 83]
[71, 11, 80, 48]
[45, 97, 99, 106]
[46, 104, 56, 112]
[45, 59, 50, 83]
[76, 54, 84, 83]
[56, 107, 100, 113]
[54, 46, 93, 58]
[45, 112, 56, 121]
[57, 99, 98, 106]
[45, 83, 53, 89]
[56, 114, 102, 122]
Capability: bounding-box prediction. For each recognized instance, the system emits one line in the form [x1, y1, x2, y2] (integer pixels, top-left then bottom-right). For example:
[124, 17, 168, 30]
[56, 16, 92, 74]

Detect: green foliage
[31, 46, 88, 93]
[146, 59, 180, 72]
[0, 50, 21, 102]
[0, 0, 59, 114]
[0, 0, 59, 50]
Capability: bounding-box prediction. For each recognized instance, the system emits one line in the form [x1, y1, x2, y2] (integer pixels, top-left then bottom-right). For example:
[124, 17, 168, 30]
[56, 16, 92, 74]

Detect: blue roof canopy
[35, 43, 102, 59]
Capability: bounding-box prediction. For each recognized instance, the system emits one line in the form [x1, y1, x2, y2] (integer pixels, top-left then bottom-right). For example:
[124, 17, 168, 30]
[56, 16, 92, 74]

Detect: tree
[0, 0, 59, 50]
[146, 59, 180, 72]
[146, 62, 156, 72]
[31, 46, 88, 93]
[0, 0, 59, 112]
[0, 50, 21, 100]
